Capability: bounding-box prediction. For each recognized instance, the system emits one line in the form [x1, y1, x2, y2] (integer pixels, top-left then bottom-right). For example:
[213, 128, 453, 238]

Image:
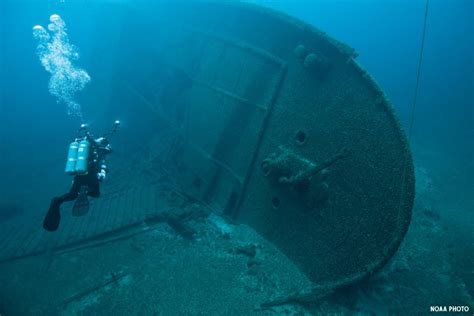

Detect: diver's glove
[97, 169, 107, 182]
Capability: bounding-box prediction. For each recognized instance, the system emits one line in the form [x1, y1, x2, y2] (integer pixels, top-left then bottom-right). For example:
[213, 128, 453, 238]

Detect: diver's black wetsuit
[56, 170, 101, 202]
[43, 138, 112, 231]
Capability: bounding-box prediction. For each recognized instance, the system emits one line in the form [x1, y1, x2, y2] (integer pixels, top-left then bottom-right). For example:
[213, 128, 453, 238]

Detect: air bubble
[50, 14, 61, 22]
[33, 15, 89, 118]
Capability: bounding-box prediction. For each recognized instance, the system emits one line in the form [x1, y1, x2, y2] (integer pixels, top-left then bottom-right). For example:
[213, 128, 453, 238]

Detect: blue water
[0, 0, 472, 314]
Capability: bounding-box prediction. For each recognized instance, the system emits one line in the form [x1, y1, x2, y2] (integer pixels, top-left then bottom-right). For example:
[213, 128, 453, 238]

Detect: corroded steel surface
[132, 1, 414, 288]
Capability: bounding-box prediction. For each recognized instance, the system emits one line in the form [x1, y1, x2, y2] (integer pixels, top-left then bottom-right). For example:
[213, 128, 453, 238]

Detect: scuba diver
[43, 121, 120, 232]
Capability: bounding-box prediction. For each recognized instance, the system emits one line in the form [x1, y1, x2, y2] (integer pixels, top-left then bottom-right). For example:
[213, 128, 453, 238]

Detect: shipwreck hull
[118, 2, 415, 287]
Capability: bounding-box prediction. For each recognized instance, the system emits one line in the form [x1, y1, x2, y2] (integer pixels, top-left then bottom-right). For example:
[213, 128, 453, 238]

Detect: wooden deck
[0, 183, 178, 264]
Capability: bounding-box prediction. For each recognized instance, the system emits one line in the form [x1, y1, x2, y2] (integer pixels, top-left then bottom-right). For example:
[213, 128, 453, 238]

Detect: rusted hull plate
[129, 2, 415, 287]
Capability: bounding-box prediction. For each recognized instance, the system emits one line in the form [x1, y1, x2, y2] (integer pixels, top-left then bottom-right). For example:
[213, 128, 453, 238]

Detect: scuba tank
[65, 140, 79, 175]
[75, 139, 91, 174]
[64, 121, 119, 175]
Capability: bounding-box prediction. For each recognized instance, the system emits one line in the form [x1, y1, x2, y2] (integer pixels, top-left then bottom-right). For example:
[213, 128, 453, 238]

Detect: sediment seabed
[0, 207, 317, 315]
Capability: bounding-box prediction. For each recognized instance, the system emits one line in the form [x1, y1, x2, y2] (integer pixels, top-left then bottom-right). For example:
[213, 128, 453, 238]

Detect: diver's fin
[72, 186, 89, 217]
[43, 198, 61, 232]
